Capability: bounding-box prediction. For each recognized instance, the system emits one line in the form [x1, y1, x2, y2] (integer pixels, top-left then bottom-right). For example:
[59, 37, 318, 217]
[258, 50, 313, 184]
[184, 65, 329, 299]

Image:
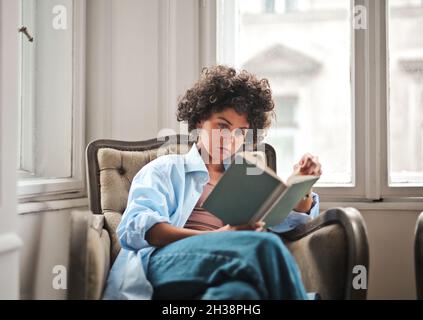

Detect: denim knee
[201, 280, 261, 300]
[242, 231, 294, 259]
[243, 230, 285, 247]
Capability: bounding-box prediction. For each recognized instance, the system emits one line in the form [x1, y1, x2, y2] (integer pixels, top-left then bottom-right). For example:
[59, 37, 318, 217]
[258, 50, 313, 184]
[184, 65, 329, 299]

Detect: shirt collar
[184, 142, 232, 174]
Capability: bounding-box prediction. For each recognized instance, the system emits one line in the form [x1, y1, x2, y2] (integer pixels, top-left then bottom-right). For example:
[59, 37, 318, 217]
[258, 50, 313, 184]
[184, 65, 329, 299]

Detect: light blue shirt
[102, 142, 320, 300]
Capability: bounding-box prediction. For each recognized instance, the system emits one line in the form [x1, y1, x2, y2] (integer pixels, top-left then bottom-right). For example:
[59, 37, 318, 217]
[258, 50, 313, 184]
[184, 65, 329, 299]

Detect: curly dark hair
[176, 65, 275, 146]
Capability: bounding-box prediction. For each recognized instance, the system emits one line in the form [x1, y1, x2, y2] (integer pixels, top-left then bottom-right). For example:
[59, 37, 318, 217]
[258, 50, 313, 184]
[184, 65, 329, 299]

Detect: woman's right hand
[214, 221, 266, 232]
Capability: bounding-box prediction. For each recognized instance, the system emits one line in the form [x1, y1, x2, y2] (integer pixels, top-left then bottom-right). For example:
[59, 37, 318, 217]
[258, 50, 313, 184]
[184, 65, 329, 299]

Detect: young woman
[103, 65, 322, 300]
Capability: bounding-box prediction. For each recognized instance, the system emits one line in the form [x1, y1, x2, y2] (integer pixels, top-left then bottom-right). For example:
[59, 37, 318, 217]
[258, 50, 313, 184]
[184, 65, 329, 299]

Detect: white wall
[86, 0, 161, 142]
[363, 210, 420, 299]
[86, 0, 200, 143]
[19, 204, 87, 299]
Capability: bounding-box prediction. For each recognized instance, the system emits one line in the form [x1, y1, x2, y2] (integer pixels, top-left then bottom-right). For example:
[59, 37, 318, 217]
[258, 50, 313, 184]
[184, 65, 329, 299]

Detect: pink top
[184, 182, 225, 231]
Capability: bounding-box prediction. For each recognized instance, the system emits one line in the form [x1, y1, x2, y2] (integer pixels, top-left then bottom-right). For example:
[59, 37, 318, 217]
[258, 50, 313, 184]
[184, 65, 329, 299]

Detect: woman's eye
[234, 129, 245, 137]
[218, 123, 229, 129]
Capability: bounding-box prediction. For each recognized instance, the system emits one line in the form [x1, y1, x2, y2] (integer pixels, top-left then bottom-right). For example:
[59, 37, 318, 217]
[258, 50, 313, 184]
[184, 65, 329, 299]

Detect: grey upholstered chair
[68, 134, 369, 300]
[415, 211, 423, 299]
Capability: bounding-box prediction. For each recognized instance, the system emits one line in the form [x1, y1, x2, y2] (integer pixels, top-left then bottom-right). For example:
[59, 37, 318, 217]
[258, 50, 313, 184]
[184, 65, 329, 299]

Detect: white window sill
[18, 177, 85, 198]
[18, 197, 88, 214]
[321, 198, 423, 211]
[16, 196, 422, 215]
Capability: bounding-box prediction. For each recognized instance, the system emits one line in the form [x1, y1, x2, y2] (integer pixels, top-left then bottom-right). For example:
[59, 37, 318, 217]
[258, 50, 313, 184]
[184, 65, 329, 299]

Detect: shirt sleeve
[267, 192, 320, 234]
[116, 163, 175, 251]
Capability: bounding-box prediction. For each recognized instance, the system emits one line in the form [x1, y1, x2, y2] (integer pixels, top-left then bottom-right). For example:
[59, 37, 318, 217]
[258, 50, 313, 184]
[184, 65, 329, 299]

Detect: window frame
[18, 0, 36, 178]
[382, 0, 423, 197]
[201, 0, 423, 201]
[17, 0, 86, 202]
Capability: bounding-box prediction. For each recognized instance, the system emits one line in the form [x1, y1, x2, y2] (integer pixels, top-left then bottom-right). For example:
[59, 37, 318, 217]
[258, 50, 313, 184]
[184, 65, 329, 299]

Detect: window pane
[388, 0, 423, 185]
[20, 0, 73, 179]
[217, 0, 352, 184]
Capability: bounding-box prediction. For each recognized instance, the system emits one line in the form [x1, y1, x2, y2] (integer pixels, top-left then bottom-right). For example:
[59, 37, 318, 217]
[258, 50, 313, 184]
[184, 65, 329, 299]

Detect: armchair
[68, 134, 369, 300]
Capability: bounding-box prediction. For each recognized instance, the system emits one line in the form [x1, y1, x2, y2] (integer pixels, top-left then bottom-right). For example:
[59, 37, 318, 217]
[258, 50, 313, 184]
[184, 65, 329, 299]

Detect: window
[18, 0, 86, 200]
[388, 0, 423, 186]
[268, 95, 299, 178]
[217, 0, 353, 186]
[203, 0, 423, 199]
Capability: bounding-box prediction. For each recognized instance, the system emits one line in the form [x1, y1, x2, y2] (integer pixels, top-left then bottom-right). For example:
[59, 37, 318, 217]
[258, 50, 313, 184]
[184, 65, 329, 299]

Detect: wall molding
[199, 0, 217, 68]
[158, 0, 201, 135]
[85, 0, 112, 143]
[158, 0, 178, 132]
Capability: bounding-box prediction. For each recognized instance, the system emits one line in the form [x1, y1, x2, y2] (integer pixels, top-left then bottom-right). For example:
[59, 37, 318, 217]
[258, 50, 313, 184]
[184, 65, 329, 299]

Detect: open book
[202, 152, 319, 227]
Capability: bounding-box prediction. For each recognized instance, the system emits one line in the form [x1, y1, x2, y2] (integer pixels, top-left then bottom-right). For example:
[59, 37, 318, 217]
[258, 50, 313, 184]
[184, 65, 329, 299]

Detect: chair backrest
[86, 134, 277, 263]
[415, 211, 423, 299]
[281, 207, 369, 300]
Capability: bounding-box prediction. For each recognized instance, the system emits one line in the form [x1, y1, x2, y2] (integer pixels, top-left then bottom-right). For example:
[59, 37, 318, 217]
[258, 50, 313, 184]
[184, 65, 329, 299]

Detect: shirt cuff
[117, 211, 170, 250]
[267, 192, 320, 233]
[292, 192, 320, 219]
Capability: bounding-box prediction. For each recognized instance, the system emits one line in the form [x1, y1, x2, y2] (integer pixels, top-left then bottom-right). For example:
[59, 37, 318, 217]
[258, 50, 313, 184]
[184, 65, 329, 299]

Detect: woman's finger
[253, 221, 266, 232]
[301, 157, 314, 169]
[301, 156, 321, 174]
[255, 221, 266, 228]
[299, 153, 311, 166]
[310, 163, 322, 175]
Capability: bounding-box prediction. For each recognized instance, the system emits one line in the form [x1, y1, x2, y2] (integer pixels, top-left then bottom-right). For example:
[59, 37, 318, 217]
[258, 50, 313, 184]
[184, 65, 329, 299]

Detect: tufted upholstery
[96, 143, 192, 263]
[68, 135, 369, 300]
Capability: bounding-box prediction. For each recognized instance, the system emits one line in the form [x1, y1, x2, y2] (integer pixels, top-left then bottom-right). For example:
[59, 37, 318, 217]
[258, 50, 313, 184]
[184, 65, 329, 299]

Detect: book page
[260, 176, 319, 227]
[248, 182, 287, 224]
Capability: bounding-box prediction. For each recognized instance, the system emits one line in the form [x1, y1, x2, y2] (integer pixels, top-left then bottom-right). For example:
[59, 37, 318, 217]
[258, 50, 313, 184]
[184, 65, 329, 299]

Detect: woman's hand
[291, 153, 322, 177]
[214, 221, 266, 232]
[288, 153, 322, 213]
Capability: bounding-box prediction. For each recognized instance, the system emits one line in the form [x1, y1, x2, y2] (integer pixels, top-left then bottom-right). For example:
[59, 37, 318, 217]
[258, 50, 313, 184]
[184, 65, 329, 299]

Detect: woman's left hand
[289, 153, 322, 213]
[291, 153, 322, 177]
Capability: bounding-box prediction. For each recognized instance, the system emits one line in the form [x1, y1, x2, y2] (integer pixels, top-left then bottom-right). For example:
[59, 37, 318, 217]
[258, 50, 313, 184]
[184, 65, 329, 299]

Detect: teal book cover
[202, 152, 319, 227]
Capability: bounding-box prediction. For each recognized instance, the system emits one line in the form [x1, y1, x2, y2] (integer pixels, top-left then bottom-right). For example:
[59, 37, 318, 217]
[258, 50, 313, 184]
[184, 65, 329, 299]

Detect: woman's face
[196, 107, 250, 164]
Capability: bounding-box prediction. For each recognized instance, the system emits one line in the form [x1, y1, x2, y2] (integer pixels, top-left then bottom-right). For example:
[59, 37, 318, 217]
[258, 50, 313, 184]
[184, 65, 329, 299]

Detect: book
[202, 152, 319, 227]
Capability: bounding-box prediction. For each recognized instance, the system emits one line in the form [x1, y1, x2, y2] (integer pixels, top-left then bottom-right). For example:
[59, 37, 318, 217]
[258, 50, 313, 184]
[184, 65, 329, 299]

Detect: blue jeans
[146, 230, 308, 300]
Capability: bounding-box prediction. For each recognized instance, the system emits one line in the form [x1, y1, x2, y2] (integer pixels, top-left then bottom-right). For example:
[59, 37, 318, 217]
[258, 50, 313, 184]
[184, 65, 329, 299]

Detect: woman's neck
[206, 163, 225, 174]
[196, 140, 225, 174]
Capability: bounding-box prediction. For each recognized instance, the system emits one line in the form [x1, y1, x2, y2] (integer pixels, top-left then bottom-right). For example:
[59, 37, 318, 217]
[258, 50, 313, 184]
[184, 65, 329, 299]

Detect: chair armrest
[415, 211, 423, 299]
[68, 210, 110, 300]
[278, 207, 369, 300]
